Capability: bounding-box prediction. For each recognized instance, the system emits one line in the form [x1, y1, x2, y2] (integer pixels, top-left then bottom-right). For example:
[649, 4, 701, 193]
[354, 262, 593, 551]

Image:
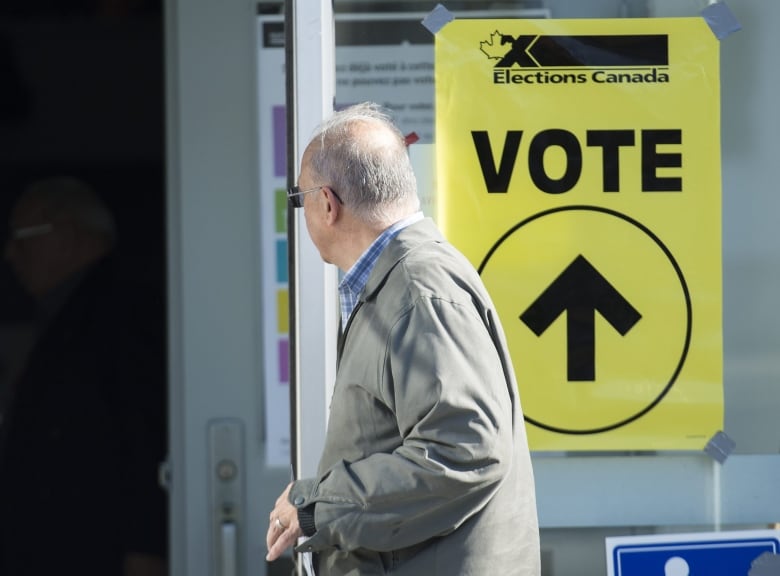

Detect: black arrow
[520, 254, 641, 381]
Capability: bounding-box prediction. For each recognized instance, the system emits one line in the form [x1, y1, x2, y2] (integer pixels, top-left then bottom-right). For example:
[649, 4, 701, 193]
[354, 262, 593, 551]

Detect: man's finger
[265, 530, 295, 562]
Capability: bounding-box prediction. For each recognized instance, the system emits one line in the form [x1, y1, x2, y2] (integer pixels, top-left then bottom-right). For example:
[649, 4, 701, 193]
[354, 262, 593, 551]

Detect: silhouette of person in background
[0, 176, 167, 576]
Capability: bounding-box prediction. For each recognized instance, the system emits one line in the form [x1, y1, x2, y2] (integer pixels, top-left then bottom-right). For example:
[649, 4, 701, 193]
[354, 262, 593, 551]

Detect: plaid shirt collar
[338, 212, 424, 328]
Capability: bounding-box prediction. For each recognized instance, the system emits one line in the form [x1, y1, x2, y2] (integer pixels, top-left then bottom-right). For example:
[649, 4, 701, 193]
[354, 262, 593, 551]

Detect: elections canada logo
[479, 31, 670, 86]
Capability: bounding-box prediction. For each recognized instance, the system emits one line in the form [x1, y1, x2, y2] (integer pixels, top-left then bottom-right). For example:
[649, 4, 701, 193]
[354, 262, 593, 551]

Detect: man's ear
[323, 187, 341, 225]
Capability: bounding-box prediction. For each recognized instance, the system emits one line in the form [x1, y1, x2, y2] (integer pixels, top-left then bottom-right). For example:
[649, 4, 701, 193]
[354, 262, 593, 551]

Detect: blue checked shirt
[339, 212, 424, 329]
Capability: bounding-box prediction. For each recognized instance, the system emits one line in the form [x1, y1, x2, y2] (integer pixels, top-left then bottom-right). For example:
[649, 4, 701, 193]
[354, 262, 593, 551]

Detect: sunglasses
[286, 185, 344, 209]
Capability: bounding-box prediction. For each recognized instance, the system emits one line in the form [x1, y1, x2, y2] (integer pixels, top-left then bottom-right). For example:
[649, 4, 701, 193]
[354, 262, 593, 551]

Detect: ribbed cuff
[298, 504, 317, 537]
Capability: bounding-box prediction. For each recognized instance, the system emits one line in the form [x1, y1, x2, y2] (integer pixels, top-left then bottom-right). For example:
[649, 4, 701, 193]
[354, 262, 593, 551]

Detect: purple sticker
[273, 106, 287, 178]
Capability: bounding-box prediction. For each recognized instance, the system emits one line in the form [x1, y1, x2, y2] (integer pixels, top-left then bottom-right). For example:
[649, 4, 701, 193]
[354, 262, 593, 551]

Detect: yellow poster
[434, 17, 723, 451]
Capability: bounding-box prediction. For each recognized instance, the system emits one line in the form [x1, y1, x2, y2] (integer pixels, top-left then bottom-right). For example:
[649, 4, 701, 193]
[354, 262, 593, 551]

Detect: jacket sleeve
[290, 295, 517, 553]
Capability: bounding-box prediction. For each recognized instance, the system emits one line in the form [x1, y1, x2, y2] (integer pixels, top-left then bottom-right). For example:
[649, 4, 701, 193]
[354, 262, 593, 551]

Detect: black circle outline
[478, 205, 692, 435]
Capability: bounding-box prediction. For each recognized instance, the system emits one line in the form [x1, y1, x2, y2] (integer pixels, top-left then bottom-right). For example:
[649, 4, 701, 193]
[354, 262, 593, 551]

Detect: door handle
[209, 419, 244, 576]
[221, 520, 237, 576]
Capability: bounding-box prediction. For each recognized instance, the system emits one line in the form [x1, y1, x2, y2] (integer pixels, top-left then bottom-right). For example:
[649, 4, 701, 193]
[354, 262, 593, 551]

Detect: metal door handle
[221, 520, 237, 576]
[209, 419, 244, 576]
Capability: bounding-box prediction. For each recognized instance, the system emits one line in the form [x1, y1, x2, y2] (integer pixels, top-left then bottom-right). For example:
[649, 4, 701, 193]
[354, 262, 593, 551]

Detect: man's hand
[266, 482, 303, 562]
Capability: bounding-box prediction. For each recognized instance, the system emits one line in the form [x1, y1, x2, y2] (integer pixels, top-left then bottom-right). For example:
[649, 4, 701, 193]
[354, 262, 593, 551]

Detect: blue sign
[611, 535, 780, 576]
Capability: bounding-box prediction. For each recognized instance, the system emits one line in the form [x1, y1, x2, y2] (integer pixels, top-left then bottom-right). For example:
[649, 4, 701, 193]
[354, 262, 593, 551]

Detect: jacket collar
[361, 218, 444, 302]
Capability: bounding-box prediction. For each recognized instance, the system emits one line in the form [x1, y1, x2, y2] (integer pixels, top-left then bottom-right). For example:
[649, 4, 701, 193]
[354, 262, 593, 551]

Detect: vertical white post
[289, 0, 337, 481]
[712, 460, 722, 531]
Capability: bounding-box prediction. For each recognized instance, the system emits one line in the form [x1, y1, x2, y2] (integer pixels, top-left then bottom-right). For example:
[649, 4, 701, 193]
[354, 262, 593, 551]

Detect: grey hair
[24, 176, 116, 241]
[307, 102, 420, 225]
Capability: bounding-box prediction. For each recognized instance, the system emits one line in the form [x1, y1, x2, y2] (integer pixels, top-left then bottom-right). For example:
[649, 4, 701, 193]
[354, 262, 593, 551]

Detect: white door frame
[165, 0, 281, 574]
[164, 0, 334, 574]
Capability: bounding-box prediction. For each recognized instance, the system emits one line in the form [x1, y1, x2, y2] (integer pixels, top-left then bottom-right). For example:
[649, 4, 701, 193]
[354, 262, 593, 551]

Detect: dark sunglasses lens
[288, 189, 301, 208]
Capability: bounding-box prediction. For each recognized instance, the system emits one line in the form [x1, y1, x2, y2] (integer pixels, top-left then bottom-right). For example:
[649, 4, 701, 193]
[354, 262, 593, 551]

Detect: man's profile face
[299, 146, 332, 265]
[4, 195, 67, 298]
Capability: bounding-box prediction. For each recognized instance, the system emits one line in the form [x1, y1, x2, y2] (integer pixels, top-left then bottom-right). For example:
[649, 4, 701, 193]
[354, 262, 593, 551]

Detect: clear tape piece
[701, 1, 742, 40]
[422, 3, 455, 35]
[704, 430, 736, 464]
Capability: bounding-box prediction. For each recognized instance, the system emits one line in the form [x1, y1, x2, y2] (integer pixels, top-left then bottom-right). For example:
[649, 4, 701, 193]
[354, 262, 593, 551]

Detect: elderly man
[0, 177, 167, 576]
[266, 103, 540, 575]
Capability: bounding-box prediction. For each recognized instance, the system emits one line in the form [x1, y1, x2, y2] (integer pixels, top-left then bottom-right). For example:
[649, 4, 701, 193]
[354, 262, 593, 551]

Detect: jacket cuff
[297, 504, 317, 537]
